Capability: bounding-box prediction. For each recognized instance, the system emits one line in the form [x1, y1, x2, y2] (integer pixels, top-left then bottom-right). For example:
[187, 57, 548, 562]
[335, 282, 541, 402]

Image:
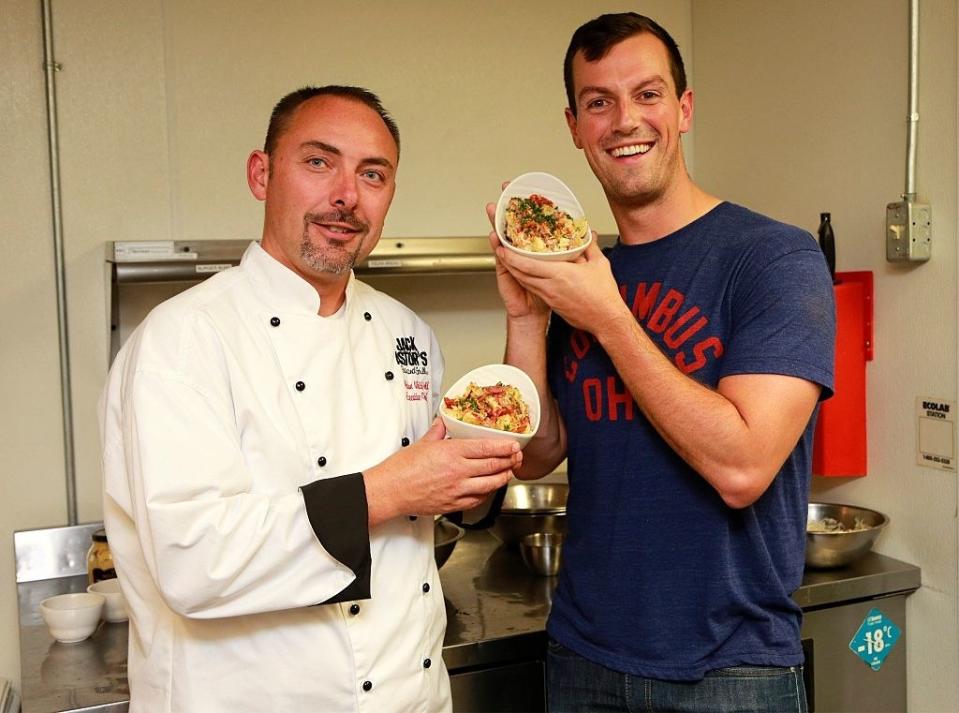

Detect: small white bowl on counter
[440, 364, 540, 449]
[88, 577, 129, 623]
[39, 592, 105, 643]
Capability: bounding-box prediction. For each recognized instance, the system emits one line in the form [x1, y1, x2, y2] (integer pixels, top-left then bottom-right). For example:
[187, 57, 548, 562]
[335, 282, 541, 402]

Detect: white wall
[691, 1, 958, 711]
[0, 0, 691, 691]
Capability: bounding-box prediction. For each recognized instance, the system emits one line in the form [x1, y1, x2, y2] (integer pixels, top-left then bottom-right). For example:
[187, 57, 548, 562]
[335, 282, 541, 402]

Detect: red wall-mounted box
[812, 271, 873, 477]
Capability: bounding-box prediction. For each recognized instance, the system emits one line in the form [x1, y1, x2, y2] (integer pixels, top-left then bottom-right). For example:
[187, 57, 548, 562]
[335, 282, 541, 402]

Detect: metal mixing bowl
[806, 502, 888, 569]
[490, 482, 568, 547]
[519, 532, 565, 576]
[434, 516, 465, 569]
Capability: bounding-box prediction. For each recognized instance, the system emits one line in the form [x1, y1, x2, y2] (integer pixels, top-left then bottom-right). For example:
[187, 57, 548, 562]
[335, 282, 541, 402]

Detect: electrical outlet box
[886, 201, 931, 262]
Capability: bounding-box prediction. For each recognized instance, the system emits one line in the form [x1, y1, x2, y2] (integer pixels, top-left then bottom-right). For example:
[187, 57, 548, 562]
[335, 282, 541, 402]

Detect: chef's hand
[485, 199, 549, 325]
[495, 238, 622, 333]
[364, 418, 520, 527]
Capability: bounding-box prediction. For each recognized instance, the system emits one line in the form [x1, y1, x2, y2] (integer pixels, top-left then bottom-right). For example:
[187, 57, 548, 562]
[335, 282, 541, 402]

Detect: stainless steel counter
[18, 530, 920, 713]
[18, 576, 128, 713]
[794, 550, 920, 608]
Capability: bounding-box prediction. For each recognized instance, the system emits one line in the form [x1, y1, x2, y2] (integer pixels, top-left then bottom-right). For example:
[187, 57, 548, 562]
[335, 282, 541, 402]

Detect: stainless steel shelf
[106, 235, 619, 283]
[107, 237, 500, 283]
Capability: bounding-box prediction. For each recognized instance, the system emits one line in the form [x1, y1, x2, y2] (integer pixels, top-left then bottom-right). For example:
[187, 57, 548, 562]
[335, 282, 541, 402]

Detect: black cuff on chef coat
[300, 472, 372, 603]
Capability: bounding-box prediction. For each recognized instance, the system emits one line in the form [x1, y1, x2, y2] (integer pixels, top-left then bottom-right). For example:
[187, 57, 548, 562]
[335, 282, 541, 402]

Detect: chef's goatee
[301, 210, 370, 274]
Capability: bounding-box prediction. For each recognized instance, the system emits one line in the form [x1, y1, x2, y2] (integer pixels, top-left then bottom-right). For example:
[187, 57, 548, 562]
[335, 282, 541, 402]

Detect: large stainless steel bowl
[490, 482, 568, 547]
[434, 516, 465, 569]
[806, 502, 888, 569]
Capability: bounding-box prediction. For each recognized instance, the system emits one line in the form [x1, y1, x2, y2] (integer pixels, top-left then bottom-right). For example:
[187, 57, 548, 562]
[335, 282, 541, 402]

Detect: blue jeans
[547, 638, 808, 713]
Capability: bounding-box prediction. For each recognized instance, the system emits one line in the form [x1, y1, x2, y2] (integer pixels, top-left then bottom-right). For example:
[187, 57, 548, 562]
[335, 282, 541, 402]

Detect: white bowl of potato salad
[494, 172, 591, 262]
[440, 364, 540, 449]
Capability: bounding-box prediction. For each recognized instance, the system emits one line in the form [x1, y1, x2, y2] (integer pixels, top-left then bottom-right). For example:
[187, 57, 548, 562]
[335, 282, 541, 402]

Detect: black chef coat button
[362, 680, 373, 692]
[317, 456, 327, 467]
[408, 515, 418, 522]
[422, 583, 430, 593]
[295, 381, 306, 391]
[269, 316, 280, 327]
[363, 312, 372, 321]
[401, 437, 410, 447]
[423, 658, 432, 669]
[385, 371, 394, 381]
[349, 603, 360, 616]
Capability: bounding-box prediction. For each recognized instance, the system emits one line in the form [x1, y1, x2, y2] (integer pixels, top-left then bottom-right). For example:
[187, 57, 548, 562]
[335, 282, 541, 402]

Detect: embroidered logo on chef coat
[394, 336, 428, 368]
[395, 335, 431, 401]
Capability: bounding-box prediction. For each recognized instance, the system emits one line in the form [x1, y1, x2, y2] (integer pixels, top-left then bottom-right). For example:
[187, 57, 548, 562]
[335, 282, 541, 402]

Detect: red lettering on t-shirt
[675, 336, 724, 374]
[565, 282, 726, 421]
[647, 288, 684, 333]
[663, 307, 707, 350]
[630, 282, 661, 320]
[606, 377, 634, 421]
[583, 378, 602, 421]
[570, 329, 592, 359]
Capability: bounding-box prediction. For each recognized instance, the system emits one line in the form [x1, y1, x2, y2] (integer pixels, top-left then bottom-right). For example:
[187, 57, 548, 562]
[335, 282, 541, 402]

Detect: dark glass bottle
[818, 212, 836, 282]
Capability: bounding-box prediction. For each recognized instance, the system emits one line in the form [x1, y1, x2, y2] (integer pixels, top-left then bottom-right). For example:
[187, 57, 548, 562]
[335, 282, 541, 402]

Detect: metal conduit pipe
[904, 0, 919, 201]
[41, 0, 78, 526]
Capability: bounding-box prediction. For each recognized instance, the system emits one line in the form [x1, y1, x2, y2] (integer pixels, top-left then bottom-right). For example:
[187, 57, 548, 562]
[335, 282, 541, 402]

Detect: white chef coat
[100, 241, 451, 713]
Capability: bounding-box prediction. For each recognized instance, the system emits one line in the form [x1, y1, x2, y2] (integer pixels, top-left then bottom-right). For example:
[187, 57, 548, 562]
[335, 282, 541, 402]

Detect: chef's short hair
[563, 13, 687, 116]
[263, 85, 400, 157]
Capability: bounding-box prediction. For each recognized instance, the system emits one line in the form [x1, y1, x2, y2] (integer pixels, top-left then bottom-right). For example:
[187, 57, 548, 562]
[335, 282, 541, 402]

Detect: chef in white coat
[99, 85, 521, 713]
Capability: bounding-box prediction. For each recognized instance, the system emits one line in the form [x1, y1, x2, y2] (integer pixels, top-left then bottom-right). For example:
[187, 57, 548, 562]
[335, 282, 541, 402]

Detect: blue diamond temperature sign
[849, 608, 901, 671]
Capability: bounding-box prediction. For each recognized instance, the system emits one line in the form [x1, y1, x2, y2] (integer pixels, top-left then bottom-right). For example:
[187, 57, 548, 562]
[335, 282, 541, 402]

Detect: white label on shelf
[916, 397, 955, 471]
[366, 259, 403, 269]
[195, 263, 233, 274]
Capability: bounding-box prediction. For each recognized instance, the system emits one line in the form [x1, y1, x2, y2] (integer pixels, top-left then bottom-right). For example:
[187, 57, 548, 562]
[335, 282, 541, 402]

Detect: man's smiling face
[566, 32, 692, 210]
[251, 94, 398, 285]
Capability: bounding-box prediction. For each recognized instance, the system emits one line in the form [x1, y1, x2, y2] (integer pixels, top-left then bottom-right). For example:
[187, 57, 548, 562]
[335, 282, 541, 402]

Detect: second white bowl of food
[39, 592, 105, 643]
[87, 578, 129, 623]
[494, 172, 591, 261]
[440, 364, 540, 448]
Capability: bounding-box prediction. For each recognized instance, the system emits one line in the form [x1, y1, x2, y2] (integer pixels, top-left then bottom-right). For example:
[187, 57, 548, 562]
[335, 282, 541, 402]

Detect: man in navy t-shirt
[486, 12, 835, 713]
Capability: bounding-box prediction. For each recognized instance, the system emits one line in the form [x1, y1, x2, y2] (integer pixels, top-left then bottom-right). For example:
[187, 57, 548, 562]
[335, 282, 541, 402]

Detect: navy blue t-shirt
[545, 202, 836, 681]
